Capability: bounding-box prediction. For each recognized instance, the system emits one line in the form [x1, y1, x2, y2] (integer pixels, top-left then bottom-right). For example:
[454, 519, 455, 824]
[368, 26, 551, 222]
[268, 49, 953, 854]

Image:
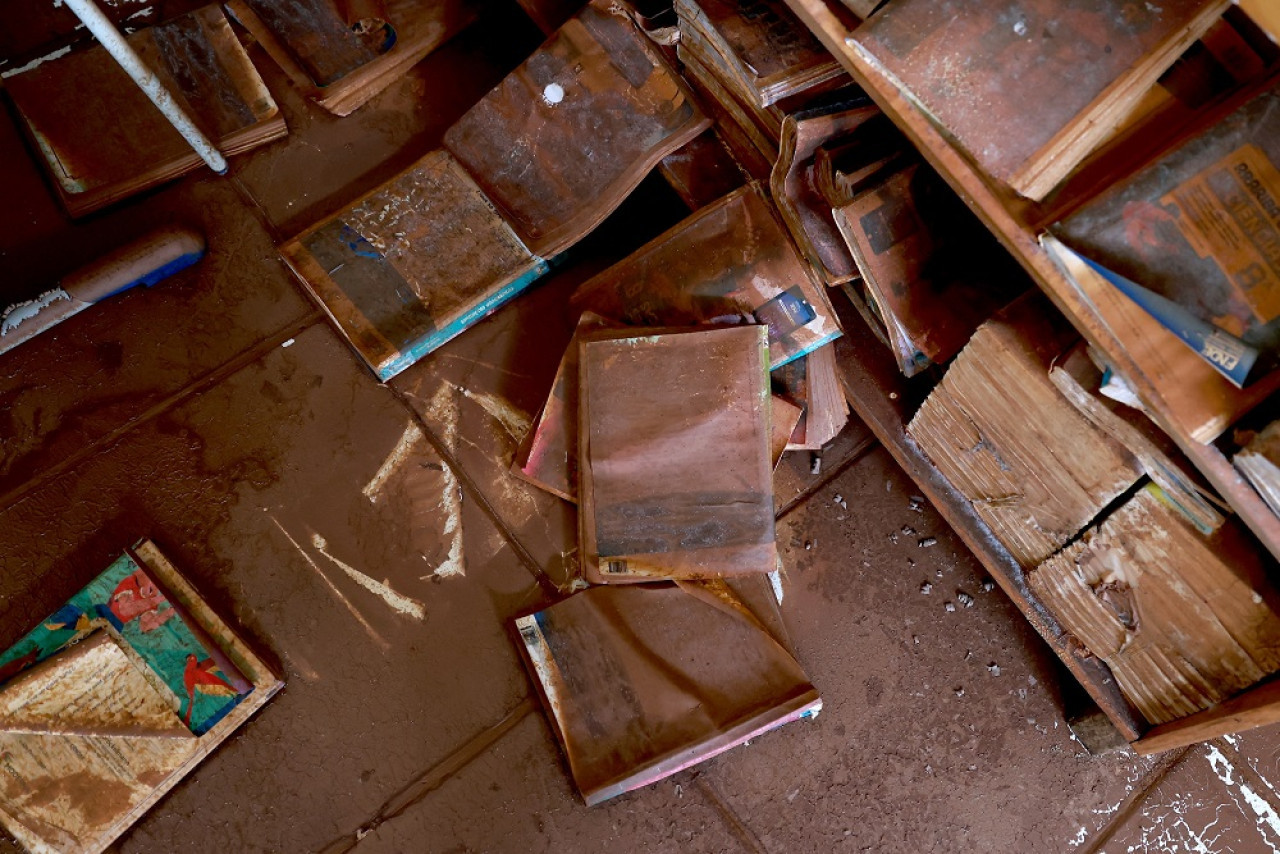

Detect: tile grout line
[693, 775, 771, 854]
[775, 435, 880, 521]
[319, 696, 538, 854]
[387, 384, 566, 599]
[0, 311, 323, 516]
[1080, 747, 1191, 854]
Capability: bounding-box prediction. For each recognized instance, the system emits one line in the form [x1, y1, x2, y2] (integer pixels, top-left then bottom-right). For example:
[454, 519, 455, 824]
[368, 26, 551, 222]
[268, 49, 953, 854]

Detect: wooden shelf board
[785, 0, 1280, 567]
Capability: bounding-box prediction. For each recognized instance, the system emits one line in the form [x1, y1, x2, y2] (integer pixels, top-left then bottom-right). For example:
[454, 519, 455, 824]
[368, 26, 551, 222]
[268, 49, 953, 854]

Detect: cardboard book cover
[4, 6, 285, 217]
[571, 183, 842, 369]
[1054, 83, 1280, 381]
[850, 0, 1229, 200]
[281, 149, 548, 381]
[0, 541, 280, 854]
[578, 326, 777, 583]
[442, 0, 710, 258]
[835, 162, 1024, 376]
[514, 583, 821, 806]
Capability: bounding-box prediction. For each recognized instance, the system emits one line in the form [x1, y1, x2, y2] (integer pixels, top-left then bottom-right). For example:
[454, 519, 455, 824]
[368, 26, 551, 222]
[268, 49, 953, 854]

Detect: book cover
[578, 326, 777, 582]
[514, 583, 820, 805]
[571, 183, 841, 369]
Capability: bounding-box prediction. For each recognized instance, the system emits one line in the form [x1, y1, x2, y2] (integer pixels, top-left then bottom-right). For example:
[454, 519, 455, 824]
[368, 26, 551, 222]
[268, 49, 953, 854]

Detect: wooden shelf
[792, 0, 1280, 752]
[786, 0, 1280, 569]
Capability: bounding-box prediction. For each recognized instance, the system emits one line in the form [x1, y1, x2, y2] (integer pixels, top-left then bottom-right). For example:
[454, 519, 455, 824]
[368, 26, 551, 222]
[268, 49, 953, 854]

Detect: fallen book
[571, 182, 841, 369]
[280, 1, 708, 380]
[512, 313, 808, 503]
[848, 0, 1231, 201]
[578, 326, 776, 583]
[514, 582, 821, 805]
[1235, 419, 1280, 519]
[1030, 483, 1280, 726]
[772, 342, 848, 451]
[0, 540, 281, 854]
[833, 161, 1025, 376]
[3, 6, 286, 217]
[226, 0, 475, 117]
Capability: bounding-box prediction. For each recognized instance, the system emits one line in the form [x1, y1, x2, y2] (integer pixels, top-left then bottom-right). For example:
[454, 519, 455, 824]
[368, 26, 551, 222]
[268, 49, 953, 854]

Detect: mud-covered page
[237, 0, 387, 87]
[578, 326, 776, 583]
[571, 183, 841, 369]
[0, 633, 197, 854]
[513, 584, 819, 805]
[281, 149, 549, 381]
[443, 0, 709, 257]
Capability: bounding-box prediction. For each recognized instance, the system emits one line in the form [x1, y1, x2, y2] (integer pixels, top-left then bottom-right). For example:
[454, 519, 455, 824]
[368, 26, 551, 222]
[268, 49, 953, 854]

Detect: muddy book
[908, 295, 1144, 568]
[281, 1, 708, 380]
[0, 540, 281, 854]
[849, 0, 1231, 200]
[3, 6, 285, 217]
[1053, 81, 1280, 388]
[578, 326, 776, 583]
[571, 182, 841, 370]
[226, 0, 476, 116]
[674, 0, 847, 109]
[833, 161, 1024, 376]
[514, 582, 821, 805]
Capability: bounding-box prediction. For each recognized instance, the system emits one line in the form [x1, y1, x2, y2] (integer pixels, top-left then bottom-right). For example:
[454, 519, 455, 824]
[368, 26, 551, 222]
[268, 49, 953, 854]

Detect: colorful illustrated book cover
[0, 552, 252, 736]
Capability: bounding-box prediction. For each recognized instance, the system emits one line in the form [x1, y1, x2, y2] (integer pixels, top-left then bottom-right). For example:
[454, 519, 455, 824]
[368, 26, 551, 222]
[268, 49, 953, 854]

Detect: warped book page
[571, 182, 842, 369]
[3, 6, 285, 217]
[578, 326, 776, 583]
[514, 583, 820, 805]
[443, 0, 710, 258]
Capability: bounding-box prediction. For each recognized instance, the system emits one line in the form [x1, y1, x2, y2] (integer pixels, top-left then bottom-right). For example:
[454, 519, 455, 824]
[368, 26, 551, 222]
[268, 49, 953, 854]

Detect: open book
[281, 0, 709, 380]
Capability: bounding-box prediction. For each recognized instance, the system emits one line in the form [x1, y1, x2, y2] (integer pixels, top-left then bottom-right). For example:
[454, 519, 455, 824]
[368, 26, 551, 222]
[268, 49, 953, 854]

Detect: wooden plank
[785, 0, 1280, 568]
[828, 295, 1146, 741]
[1133, 676, 1280, 755]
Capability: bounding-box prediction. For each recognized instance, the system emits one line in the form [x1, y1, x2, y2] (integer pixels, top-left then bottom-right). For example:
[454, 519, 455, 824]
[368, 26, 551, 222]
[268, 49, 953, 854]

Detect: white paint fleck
[1205, 743, 1280, 853]
[1013, 19, 1028, 36]
[542, 82, 564, 105]
[768, 568, 784, 606]
[1, 289, 69, 335]
[312, 533, 426, 620]
[281, 338, 296, 348]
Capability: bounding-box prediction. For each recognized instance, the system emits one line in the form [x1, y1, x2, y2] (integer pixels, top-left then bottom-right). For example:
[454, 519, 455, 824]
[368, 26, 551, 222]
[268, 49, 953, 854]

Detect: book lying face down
[515, 582, 821, 805]
[578, 325, 778, 583]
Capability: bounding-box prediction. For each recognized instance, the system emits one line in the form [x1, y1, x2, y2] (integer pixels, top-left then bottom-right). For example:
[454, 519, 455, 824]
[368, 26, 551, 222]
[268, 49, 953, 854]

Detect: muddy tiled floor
[3, 5, 1280, 852]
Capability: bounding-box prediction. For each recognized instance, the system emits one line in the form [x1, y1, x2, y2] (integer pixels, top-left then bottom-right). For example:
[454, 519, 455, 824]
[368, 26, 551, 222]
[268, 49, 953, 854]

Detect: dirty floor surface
[2, 6, 1280, 852]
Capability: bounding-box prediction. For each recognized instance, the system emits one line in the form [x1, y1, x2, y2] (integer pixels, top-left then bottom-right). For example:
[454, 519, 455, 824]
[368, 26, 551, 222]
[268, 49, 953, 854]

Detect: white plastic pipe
[60, 0, 228, 174]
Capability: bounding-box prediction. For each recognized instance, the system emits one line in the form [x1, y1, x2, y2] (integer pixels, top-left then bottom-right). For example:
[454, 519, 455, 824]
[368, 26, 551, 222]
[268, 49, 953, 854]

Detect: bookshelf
[790, 0, 1280, 753]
